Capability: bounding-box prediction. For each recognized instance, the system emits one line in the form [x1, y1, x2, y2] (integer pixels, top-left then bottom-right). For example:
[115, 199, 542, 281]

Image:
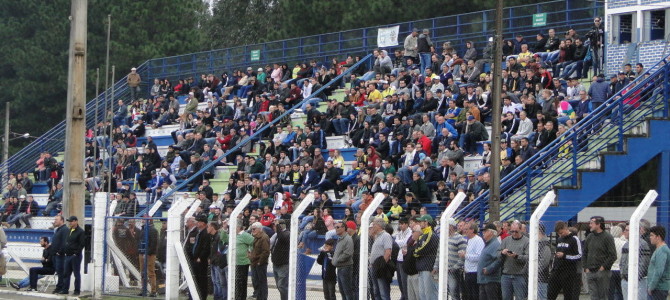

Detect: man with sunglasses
[499, 221, 529, 300]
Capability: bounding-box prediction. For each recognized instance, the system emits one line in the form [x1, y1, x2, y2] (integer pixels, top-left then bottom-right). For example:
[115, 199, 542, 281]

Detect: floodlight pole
[489, 0, 504, 221]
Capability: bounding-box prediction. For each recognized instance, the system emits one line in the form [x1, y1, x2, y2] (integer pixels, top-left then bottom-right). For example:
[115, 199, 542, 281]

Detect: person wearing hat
[612, 71, 630, 95]
[404, 28, 419, 62]
[127, 67, 142, 101]
[369, 217, 394, 300]
[413, 214, 439, 299]
[332, 220, 355, 300]
[59, 216, 85, 295]
[187, 214, 211, 299]
[477, 223, 502, 300]
[249, 221, 271, 300]
[443, 218, 467, 299]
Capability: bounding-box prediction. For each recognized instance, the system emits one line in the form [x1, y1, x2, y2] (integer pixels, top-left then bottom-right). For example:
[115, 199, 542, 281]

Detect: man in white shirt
[512, 111, 533, 140]
[394, 218, 413, 300]
[461, 222, 485, 300]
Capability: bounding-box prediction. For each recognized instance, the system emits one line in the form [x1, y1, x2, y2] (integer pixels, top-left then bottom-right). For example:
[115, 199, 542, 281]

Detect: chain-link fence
[102, 215, 165, 297]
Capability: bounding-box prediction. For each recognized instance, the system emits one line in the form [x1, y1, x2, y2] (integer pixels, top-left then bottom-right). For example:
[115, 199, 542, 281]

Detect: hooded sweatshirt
[588, 77, 610, 104]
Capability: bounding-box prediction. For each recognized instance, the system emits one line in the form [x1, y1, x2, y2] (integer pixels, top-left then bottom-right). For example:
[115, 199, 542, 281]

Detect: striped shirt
[449, 233, 467, 270]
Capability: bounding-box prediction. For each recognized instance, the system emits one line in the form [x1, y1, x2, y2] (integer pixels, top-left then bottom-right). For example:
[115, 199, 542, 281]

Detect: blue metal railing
[455, 54, 670, 222]
[133, 53, 374, 216]
[143, 0, 602, 81]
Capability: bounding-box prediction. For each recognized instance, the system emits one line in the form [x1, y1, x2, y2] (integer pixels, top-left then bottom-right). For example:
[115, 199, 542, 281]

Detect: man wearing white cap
[127, 67, 141, 101]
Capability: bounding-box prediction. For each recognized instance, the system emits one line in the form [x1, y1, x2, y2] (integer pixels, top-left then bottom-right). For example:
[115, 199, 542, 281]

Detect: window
[649, 10, 667, 41]
[619, 14, 633, 44]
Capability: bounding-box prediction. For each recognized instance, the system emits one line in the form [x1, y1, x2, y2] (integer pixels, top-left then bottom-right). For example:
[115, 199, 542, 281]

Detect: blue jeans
[370, 267, 391, 300]
[337, 265, 354, 300]
[538, 282, 548, 300]
[62, 254, 82, 293]
[273, 264, 289, 300]
[448, 269, 463, 300]
[211, 265, 225, 300]
[397, 167, 413, 185]
[418, 271, 438, 300]
[299, 216, 314, 230]
[419, 53, 432, 76]
[300, 98, 322, 111]
[501, 274, 527, 300]
[622, 278, 647, 300]
[251, 264, 268, 300]
[332, 118, 350, 135]
[561, 61, 584, 79]
[396, 262, 408, 300]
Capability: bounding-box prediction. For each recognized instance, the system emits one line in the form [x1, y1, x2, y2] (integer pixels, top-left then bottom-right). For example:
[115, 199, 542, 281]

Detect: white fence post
[92, 192, 108, 297]
[358, 193, 386, 300]
[165, 198, 193, 299]
[628, 190, 658, 300]
[287, 194, 315, 300]
[528, 191, 556, 300]
[227, 194, 253, 300]
[437, 192, 467, 300]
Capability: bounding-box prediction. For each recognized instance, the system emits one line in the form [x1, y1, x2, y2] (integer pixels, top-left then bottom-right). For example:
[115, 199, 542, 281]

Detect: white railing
[528, 191, 556, 300]
[227, 194, 252, 300]
[628, 190, 658, 300]
[437, 192, 467, 300]
[358, 193, 386, 300]
[288, 194, 315, 300]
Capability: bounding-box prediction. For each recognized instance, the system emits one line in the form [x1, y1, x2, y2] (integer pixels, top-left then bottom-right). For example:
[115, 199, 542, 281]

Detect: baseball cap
[66, 216, 78, 222]
[417, 215, 433, 222]
[484, 223, 498, 232]
[467, 115, 475, 121]
[346, 221, 357, 230]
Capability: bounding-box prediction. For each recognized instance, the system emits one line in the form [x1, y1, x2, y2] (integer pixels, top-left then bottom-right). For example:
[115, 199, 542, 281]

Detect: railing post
[227, 194, 252, 300]
[664, 62, 670, 118]
[618, 100, 625, 152]
[528, 191, 556, 300]
[525, 168, 532, 220]
[358, 193, 387, 300]
[288, 194, 315, 300]
[628, 190, 659, 300]
[362, 28, 368, 53]
[571, 134, 578, 187]
[437, 192, 467, 300]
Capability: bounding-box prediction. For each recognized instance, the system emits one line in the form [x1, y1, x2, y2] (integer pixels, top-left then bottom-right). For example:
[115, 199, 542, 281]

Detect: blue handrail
[456, 54, 670, 222]
[135, 53, 374, 216]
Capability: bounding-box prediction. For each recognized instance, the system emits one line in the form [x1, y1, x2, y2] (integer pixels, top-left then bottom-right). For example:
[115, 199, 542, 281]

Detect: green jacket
[249, 161, 265, 174]
[236, 231, 254, 265]
[648, 244, 670, 291]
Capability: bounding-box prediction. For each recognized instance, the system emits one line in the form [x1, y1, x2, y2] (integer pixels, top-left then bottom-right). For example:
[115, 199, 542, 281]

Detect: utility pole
[489, 0, 504, 222]
[3, 102, 9, 189]
[94, 68, 99, 170]
[107, 66, 115, 195]
[62, 0, 87, 220]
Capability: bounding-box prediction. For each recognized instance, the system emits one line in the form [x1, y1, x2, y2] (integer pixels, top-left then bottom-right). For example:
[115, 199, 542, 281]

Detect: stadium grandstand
[2, 0, 670, 299]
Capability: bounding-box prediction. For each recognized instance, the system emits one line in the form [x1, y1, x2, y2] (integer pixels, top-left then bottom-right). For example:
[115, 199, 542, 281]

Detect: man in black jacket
[190, 215, 210, 300]
[271, 220, 291, 300]
[548, 221, 583, 300]
[138, 220, 159, 297]
[316, 161, 344, 194]
[25, 236, 55, 291]
[51, 215, 68, 294]
[60, 216, 86, 295]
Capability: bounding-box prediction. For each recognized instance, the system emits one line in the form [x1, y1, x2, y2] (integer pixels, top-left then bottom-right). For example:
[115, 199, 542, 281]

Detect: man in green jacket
[583, 216, 617, 300]
[647, 225, 670, 299]
[235, 223, 254, 300]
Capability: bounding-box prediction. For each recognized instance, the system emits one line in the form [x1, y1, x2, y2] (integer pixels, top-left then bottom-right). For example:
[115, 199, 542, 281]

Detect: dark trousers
[53, 255, 64, 291]
[463, 272, 479, 300]
[62, 254, 82, 293]
[235, 264, 249, 300]
[479, 282, 501, 300]
[251, 264, 268, 300]
[323, 279, 337, 300]
[192, 261, 208, 300]
[547, 269, 580, 300]
[29, 267, 55, 289]
[649, 289, 670, 300]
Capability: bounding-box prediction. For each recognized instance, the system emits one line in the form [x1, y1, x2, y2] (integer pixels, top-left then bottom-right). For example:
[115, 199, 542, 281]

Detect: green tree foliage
[0, 0, 208, 154]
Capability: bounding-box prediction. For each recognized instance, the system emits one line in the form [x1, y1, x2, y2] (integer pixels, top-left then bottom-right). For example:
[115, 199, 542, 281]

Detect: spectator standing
[499, 221, 529, 300]
[138, 220, 159, 297]
[317, 239, 338, 300]
[462, 222, 484, 300]
[369, 218, 393, 300]
[621, 223, 651, 300]
[477, 223, 502, 300]
[60, 216, 85, 296]
[127, 67, 142, 101]
[404, 28, 419, 62]
[404, 224, 423, 300]
[446, 218, 467, 300]
[414, 215, 439, 300]
[610, 225, 626, 300]
[417, 29, 433, 76]
[51, 215, 68, 294]
[332, 221, 355, 300]
[647, 225, 670, 300]
[583, 216, 617, 300]
[588, 74, 610, 109]
[537, 224, 552, 300]
[393, 218, 412, 300]
[271, 220, 290, 300]
[249, 222, 270, 300]
[208, 221, 227, 300]
[235, 223, 254, 300]
[190, 215, 210, 300]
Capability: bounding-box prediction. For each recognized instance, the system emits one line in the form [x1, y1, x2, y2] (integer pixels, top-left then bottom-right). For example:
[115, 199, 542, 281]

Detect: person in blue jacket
[478, 223, 502, 300]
